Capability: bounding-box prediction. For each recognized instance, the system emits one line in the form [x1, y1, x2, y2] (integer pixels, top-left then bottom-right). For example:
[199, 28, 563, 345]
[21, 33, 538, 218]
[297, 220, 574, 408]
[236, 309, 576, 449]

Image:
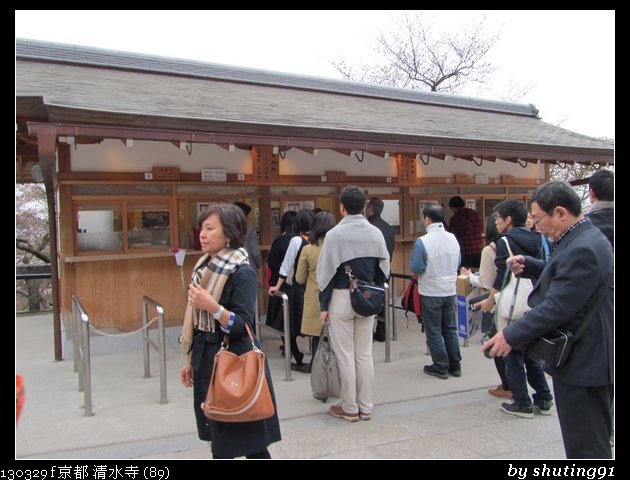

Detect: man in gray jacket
[483, 181, 614, 459]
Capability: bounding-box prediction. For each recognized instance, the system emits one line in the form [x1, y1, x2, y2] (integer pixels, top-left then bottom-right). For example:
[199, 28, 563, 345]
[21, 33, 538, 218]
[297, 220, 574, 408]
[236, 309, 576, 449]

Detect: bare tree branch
[548, 163, 614, 210]
[332, 13, 501, 94]
[16, 239, 50, 263]
[16, 183, 50, 265]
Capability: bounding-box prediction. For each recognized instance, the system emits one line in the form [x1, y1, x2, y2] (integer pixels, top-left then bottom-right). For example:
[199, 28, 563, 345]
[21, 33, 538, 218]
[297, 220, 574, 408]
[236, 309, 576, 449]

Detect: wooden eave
[27, 113, 614, 167]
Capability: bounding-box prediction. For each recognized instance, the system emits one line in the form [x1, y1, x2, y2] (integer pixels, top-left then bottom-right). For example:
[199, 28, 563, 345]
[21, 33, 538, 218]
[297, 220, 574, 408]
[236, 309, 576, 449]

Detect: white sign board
[201, 168, 227, 182]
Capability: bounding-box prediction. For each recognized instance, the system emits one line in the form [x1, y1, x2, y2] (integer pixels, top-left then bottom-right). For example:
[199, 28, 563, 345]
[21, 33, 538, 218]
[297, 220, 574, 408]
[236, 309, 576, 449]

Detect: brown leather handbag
[202, 323, 275, 423]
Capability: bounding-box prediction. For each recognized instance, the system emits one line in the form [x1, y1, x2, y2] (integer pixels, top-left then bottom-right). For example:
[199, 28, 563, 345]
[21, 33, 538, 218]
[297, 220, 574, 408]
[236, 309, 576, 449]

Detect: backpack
[401, 274, 422, 324]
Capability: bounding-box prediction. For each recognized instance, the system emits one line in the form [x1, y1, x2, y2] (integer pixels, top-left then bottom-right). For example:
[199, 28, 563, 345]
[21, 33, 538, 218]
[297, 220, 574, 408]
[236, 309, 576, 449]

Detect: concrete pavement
[16, 312, 572, 459]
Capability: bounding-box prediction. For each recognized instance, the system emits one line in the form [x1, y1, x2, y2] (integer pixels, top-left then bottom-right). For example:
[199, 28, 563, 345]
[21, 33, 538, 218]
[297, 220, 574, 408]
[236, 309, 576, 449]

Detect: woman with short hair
[180, 203, 281, 459]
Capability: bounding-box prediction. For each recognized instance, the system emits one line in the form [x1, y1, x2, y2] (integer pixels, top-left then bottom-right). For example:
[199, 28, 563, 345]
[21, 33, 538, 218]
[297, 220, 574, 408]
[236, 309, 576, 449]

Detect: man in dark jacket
[366, 198, 395, 342]
[234, 201, 262, 270]
[483, 181, 614, 459]
[586, 169, 614, 248]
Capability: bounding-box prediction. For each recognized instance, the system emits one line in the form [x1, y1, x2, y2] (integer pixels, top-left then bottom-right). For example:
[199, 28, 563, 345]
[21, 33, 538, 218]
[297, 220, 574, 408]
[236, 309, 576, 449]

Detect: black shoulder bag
[344, 264, 385, 317]
[524, 283, 609, 368]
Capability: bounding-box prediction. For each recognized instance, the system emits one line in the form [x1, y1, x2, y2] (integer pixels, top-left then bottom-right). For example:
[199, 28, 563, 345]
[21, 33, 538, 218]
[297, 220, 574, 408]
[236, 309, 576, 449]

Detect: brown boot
[488, 385, 513, 399]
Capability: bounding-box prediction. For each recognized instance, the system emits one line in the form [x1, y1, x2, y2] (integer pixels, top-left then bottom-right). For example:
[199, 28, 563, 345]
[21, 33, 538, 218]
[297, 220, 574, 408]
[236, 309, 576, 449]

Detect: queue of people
[179, 177, 614, 460]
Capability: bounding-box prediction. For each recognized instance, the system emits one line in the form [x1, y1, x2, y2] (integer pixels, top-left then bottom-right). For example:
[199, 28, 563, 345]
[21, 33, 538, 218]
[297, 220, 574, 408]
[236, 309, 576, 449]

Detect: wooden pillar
[401, 186, 411, 237]
[259, 185, 271, 247]
[57, 144, 74, 324]
[31, 125, 63, 361]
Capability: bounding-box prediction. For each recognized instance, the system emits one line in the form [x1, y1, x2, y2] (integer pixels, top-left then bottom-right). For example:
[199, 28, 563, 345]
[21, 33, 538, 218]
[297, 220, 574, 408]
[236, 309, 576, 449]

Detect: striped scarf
[180, 247, 249, 357]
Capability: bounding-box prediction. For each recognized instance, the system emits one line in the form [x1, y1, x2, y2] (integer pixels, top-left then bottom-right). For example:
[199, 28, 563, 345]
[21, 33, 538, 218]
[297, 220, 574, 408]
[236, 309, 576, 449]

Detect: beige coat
[295, 240, 323, 337]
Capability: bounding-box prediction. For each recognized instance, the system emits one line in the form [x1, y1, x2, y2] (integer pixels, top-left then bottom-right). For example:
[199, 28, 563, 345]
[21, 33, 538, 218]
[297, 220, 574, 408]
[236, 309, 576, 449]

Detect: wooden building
[16, 39, 614, 341]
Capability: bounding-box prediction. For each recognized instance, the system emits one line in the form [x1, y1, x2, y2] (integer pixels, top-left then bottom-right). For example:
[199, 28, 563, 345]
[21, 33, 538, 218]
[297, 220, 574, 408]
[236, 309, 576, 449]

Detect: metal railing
[255, 288, 292, 381]
[16, 270, 53, 315]
[141, 296, 168, 404]
[71, 295, 92, 417]
[382, 282, 392, 363]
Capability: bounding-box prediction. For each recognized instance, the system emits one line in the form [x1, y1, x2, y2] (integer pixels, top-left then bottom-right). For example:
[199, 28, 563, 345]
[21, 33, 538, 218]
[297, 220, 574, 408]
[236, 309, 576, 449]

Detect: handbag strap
[344, 264, 354, 280]
[501, 236, 515, 257]
[571, 283, 610, 341]
[498, 236, 521, 325]
[221, 321, 257, 350]
[344, 264, 359, 292]
[319, 322, 330, 339]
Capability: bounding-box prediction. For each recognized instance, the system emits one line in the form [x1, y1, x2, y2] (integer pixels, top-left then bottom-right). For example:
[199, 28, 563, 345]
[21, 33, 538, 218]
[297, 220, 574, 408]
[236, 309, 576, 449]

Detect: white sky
[15, 10, 615, 140]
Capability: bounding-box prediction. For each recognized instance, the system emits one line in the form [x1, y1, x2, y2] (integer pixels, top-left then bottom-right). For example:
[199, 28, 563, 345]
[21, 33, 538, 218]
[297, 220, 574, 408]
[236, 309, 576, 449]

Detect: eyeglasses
[531, 213, 547, 225]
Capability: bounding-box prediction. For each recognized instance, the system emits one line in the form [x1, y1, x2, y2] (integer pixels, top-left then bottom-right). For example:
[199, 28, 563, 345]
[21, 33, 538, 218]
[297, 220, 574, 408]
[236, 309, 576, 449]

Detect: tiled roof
[16, 38, 538, 117]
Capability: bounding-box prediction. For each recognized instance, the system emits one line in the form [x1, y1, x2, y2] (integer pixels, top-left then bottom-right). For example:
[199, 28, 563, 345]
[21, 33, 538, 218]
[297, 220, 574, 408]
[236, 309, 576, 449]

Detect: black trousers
[460, 253, 481, 269]
[553, 379, 613, 459]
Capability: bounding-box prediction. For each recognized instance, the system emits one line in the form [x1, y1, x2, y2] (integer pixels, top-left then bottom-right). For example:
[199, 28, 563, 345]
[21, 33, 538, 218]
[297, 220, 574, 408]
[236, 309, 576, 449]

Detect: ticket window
[379, 199, 401, 235]
[273, 197, 340, 239]
[126, 202, 171, 250]
[76, 203, 123, 252]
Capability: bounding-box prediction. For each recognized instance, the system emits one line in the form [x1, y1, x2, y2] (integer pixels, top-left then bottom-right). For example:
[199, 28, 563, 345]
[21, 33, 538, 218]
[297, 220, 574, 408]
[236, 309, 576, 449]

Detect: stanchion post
[72, 295, 93, 417]
[142, 300, 150, 378]
[80, 310, 93, 416]
[392, 275, 398, 340]
[156, 304, 167, 404]
[384, 282, 391, 363]
[141, 296, 169, 404]
[279, 292, 292, 381]
[72, 301, 79, 374]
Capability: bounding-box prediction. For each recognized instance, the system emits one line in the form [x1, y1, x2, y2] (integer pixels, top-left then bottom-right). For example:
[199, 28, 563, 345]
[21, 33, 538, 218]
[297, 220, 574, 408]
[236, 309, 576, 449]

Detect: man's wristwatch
[212, 305, 225, 320]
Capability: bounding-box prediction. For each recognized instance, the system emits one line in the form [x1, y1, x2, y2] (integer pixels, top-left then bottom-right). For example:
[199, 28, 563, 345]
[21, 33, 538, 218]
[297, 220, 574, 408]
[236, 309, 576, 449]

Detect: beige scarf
[180, 247, 249, 357]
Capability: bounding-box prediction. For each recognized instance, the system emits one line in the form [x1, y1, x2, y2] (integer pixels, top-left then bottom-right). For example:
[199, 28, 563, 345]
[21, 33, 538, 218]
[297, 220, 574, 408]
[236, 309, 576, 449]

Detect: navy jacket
[503, 220, 614, 387]
[493, 227, 543, 291]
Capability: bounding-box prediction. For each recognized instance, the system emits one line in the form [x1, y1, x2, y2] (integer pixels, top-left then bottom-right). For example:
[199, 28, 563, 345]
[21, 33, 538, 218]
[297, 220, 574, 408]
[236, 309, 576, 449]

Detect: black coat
[368, 214, 395, 261]
[503, 221, 614, 386]
[587, 207, 614, 248]
[267, 233, 291, 286]
[191, 264, 281, 457]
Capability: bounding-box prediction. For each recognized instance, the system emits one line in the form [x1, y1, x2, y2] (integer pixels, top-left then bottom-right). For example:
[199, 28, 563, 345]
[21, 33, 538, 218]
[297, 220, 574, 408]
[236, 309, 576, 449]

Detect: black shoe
[291, 363, 311, 374]
[448, 367, 462, 377]
[534, 400, 554, 415]
[423, 364, 448, 379]
[500, 402, 534, 419]
[373, 332, 385, 343]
